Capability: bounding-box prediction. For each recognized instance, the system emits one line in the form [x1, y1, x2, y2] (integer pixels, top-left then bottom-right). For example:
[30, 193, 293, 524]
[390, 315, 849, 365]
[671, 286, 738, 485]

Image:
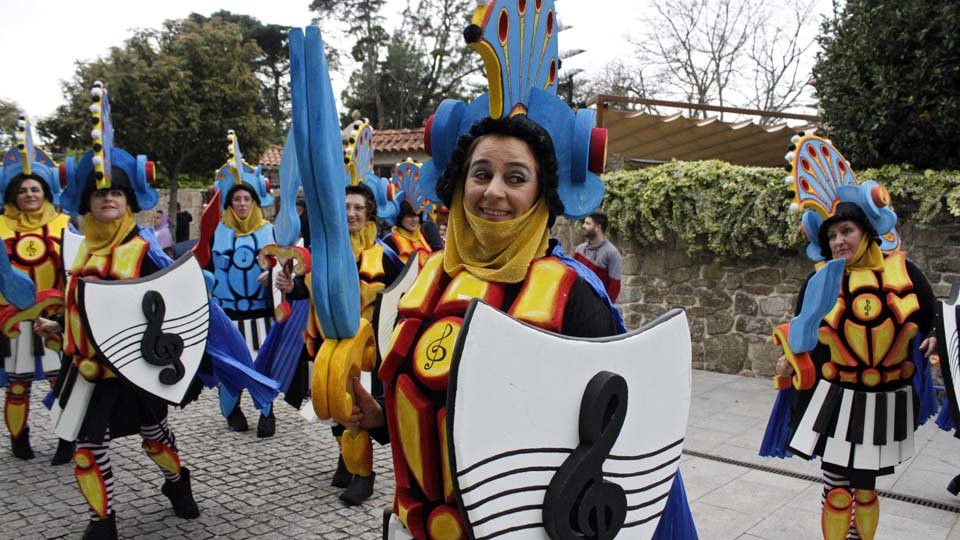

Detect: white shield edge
[62, 228, 84, 275]
[79, 253, 210, 404]
[373, 255, 420, 359]
[937, 283, 960, 427]
[449, 302, 692, 540]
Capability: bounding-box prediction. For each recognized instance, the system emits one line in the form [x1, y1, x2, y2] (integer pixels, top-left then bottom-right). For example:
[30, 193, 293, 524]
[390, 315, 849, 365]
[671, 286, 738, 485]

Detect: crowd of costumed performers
[284, 0, 699, 537]
[0, 82, 281, 540]
[198, 133, 282, 438]
[0, 115, 75, 465]
[760, 134, 940, 540]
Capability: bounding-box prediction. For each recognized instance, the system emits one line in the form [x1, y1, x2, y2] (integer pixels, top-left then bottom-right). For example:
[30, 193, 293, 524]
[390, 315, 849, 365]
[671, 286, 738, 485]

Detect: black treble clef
[423, 323, 454, 371]
[26, 241, 37, 257]
[140, 290, 186, 385]
[543, 371, 628, 540]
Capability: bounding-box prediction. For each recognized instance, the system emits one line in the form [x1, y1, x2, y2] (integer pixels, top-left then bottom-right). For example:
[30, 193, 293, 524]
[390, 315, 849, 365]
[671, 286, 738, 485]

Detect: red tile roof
[259, 128, 426, 168]
[375, 128, 426, 153]
[259, 144, 283, 168]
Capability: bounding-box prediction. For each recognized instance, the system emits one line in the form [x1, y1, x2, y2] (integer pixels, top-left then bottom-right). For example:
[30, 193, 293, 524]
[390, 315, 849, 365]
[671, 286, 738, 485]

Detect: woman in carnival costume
[0, 115, 74, 464]
[763, 134, 938, 539]
[49, 81, 201, 539]
[277, 118, 401, 505]
[382, 158, 434, 266]
[205, 132, 279, 438]
[287, 1, 699, 538]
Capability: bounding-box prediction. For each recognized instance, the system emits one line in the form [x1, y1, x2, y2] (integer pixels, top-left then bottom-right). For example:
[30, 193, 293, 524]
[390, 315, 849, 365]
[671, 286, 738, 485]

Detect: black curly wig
[79, 168, 138, 215]
[224, 183, 262, 209]
[818, 202, 879, 260]
[436, 115, 564, 226]
[4, 174, 53, 207]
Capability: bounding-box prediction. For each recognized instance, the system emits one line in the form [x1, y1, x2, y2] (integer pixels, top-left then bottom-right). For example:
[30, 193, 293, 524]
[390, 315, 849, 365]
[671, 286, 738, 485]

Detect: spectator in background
[175, 202, 192, 243]
[296, 198, 310, 248]
[152, 209, 174, 256]
[574, 210, 623, 302]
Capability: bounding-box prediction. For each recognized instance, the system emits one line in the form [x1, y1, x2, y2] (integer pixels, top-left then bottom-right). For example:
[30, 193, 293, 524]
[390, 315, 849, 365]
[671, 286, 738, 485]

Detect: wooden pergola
[593, 94, 821, 167]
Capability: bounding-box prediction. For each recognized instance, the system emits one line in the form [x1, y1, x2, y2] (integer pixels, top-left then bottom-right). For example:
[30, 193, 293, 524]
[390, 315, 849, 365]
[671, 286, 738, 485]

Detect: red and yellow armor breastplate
[378, 252, 578, 540]
[0, 213, 70, 305]
[389, 229, 431, 266]
[64, 235, 150, 381]
[817, 252, 919, 388]
[304, 242, 389, 351]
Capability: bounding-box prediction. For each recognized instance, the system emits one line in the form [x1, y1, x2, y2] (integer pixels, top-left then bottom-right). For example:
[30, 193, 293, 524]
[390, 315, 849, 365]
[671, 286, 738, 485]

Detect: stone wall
[552, 216, 960, 377]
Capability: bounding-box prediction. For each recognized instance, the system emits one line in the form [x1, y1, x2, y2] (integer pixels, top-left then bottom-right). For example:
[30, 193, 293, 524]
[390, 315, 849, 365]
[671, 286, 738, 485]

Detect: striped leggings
[822, 470, 861, 540]
[77, 418, 181, 520]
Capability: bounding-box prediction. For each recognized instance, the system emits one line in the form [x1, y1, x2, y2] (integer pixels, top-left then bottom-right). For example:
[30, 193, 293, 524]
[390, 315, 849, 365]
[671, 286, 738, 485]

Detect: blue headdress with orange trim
[61, 81, 157, 214]
[0, 115, 63, 205]
[213, 130, 273, 208]
[419, 0, 608, 219]
[785, 134, 900, 261]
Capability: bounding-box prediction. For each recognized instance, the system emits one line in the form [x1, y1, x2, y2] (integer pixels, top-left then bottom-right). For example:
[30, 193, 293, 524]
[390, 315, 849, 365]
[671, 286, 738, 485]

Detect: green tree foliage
[312, 0, 477, 129]
[813, 0, 960, 169]
[188, 11, 295, 138]
[602, 160, 960, 259]
[0, 99, 21, 149]
[38, 16, 273, 216]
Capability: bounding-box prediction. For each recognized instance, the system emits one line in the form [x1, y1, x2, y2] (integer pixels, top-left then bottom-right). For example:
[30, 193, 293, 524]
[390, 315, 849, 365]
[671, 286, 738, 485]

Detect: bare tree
[634, 0, 757, 119]
[745, 1, 816, 122]
[579, 60, 665, 113]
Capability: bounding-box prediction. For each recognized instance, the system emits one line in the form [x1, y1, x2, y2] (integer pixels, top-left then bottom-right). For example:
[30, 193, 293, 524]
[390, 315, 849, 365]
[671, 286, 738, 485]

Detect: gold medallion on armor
[413, 317, 463, 391]
[15, 234, 47, 264]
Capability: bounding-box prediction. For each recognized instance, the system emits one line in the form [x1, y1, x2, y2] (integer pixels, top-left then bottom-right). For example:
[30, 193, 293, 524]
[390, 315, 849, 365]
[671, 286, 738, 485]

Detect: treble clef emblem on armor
[424, 323, 454, 371]
[26, 241, 37, 257]
[140, 290, 186, 385]
[543, 371, 628, 540]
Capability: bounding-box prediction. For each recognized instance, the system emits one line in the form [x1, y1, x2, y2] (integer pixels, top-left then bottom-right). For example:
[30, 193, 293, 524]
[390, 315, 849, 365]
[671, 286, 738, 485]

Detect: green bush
[602, 160, 960, 260]
[813, 0, 960, 169]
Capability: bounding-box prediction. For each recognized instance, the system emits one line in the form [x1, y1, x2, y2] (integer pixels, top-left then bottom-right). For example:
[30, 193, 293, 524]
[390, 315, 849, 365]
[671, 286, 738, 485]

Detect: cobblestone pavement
[1, 390, 395, 539]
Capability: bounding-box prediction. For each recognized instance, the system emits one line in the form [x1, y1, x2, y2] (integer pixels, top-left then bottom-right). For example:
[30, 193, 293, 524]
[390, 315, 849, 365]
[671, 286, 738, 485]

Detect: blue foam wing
[788, 258, 845, 353]
[274, 129, 302, 247]
[0, 242, 36, 310]
[289, 26, 360, 339]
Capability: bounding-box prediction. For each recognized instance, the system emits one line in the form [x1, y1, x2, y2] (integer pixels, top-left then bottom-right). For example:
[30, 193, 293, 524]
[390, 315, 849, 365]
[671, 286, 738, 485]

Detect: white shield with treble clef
[78, 253, 210, 404]
[447, 302, 692, 540]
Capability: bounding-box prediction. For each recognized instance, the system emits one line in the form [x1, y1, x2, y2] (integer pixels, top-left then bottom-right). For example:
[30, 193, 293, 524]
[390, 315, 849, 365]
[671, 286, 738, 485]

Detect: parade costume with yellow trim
[287, 1, 697, 538]
[204, 131, 280, 437]
[761, 134, 937, 540]
[383, 159, 434, 266]
[53, 82, 197, 540]
[0, 115, 73, 462]
[286, 118, 403, 506]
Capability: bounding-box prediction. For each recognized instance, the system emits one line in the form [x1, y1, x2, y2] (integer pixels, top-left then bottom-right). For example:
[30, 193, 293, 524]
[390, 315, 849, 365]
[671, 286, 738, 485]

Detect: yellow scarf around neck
[83, 208, 137, 256]
[350, 221, 378, 261]
[392, 224, 422, 243]
[222, 205, 268, 236]
[845, 235, 884, 272]
[443, 189, 549, 284]
[3, 200, 58, 233]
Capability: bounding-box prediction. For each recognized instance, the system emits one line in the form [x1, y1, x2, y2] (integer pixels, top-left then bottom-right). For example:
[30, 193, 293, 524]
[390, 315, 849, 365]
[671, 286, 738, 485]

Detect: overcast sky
[2, 0, 831, 124]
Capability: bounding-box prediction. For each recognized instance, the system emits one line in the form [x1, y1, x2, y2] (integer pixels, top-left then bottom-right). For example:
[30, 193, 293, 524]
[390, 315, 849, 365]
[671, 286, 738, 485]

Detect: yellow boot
[853, 490, 879, 540]
[822, 487, 853, 540]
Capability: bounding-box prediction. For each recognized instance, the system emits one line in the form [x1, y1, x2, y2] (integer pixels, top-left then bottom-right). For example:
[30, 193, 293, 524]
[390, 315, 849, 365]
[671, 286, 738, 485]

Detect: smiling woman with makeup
[0, 124, 73, 465]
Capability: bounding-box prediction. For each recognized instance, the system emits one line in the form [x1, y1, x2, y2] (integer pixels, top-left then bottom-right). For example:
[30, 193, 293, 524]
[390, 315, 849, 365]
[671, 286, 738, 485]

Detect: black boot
[11, 427, 34, 460]
[948, 474, 960, 496]
[51, 438, 75, 466]
[161, 467, 200, 519]
[331, 455, 352, 488]
[256, 411, 275, 439]
[82, 513, 118, 540]
[339, 472, 375, 506]
[226, 405, 248, 432]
